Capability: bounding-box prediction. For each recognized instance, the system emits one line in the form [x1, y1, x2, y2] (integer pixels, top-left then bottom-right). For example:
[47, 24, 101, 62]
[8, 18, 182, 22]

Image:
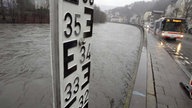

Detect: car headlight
[162, 33, 165, 36]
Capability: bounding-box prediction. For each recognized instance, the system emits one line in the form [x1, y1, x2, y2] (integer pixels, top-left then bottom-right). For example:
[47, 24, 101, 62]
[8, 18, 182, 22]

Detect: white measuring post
[50, 0, 94, 107]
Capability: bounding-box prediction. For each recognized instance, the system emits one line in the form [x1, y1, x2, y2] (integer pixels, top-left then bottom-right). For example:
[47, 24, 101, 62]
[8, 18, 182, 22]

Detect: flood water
[0, 23, 142, 108]
[0, 24, 52, 108]
[90, 23, 141, 108]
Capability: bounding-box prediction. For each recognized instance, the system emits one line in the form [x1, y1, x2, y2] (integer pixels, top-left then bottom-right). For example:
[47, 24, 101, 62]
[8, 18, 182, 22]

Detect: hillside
[108, 0, 178, 21]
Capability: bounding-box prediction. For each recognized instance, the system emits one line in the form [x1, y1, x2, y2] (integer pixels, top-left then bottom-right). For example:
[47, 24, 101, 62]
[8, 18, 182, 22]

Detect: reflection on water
[160, 41, 166, 47]
[160, 42, 164, 46]
[176, 43, 182, 55]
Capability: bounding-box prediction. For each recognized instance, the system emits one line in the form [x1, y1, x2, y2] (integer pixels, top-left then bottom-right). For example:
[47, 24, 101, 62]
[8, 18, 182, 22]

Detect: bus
[154, 17, 187, 40]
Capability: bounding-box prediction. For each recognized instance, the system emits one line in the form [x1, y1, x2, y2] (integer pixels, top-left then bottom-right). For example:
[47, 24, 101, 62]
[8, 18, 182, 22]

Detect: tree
[0, 0, 6, 20]
[45, 0, 49, 9]
[183, 0, 192, 18]
[16, 0, 35, 11]
[151, 0, 173, 11]
[165, 4, 175, 17]
[34, 0, 49, 23]
[16, 0, 35, 22]
[6, 0, 17, 23]
[93, 5, 107, 23]
[109, 1, 156, 22]
[174, 8, 179, 17]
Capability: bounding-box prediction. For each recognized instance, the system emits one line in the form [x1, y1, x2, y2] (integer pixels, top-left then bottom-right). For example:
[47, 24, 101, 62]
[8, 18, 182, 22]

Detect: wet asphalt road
[0, 23, 142, 108]
[151, 32, 192, 76]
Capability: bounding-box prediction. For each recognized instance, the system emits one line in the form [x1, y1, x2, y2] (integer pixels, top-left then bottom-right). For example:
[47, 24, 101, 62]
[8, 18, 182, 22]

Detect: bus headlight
[162, 33, 165, 36]
[180, 35, 184, 38]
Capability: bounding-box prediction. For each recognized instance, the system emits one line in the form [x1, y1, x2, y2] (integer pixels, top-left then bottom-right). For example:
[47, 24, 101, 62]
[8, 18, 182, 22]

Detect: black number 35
[64, 13, 81, 38]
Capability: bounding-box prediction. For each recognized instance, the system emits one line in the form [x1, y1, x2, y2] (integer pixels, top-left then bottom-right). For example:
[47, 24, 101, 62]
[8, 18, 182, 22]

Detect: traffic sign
[50, 0, 94, 107]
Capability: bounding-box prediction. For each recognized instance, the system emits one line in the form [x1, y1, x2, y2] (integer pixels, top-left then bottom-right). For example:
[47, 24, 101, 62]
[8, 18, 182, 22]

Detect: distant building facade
[106, 11, 128, 23]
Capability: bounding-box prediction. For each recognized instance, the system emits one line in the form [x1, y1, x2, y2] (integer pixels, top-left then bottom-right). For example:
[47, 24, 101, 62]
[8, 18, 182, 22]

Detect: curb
[129, 47, 148, 108]
[128, 26, 157, 108]
[147, 53, 156, 108]
[127, 25, 149, 108]
[123, 24, 145, 108]
[146, 29, 157, 108]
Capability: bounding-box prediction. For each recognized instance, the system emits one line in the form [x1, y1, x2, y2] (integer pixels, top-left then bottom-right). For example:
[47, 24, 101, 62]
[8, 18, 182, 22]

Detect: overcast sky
[95, 0, 152, 7]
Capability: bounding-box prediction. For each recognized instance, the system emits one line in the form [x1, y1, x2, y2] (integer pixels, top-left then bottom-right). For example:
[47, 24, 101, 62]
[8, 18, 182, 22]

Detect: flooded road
[0, 23, 142, 108]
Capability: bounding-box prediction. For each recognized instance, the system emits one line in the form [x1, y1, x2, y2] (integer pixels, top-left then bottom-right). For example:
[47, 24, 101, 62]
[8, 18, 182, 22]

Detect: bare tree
[183, 0, 192, 19]
[174, 8, 179, 17]
[16, 0, 24, 21]
[93, 6, 107, 23]
[7, 0, 17, 23]
[45, 0, 49, 9]
[16, 0, 35, 22]
[0, 0, 6, 20]
[165, 5, 175, 17]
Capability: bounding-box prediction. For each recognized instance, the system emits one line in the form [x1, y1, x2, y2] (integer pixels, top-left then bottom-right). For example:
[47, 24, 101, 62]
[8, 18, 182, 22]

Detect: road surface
[150, 32, 192, 77]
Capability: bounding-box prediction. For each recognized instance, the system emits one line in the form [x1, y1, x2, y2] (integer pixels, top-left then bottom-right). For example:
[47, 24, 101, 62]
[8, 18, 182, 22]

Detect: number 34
[80, 43, 91, 63]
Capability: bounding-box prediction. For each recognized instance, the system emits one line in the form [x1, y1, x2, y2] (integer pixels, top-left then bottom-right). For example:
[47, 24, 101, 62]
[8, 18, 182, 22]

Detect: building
[106, 11, 128, 23]
[35, 0, 49, 9]
[143, 11, 152, 22]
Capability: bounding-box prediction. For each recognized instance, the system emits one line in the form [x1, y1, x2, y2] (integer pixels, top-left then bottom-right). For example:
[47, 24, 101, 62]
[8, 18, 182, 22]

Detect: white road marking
[185, 57, 189, 60]
[180, 56, 184, 59]
[133, 91, 146, 97]
[185, 60, 190, 65]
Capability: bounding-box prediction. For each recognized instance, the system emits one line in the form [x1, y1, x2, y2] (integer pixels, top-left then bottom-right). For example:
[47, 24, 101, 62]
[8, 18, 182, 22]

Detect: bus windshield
[162, 21, 185, 33]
